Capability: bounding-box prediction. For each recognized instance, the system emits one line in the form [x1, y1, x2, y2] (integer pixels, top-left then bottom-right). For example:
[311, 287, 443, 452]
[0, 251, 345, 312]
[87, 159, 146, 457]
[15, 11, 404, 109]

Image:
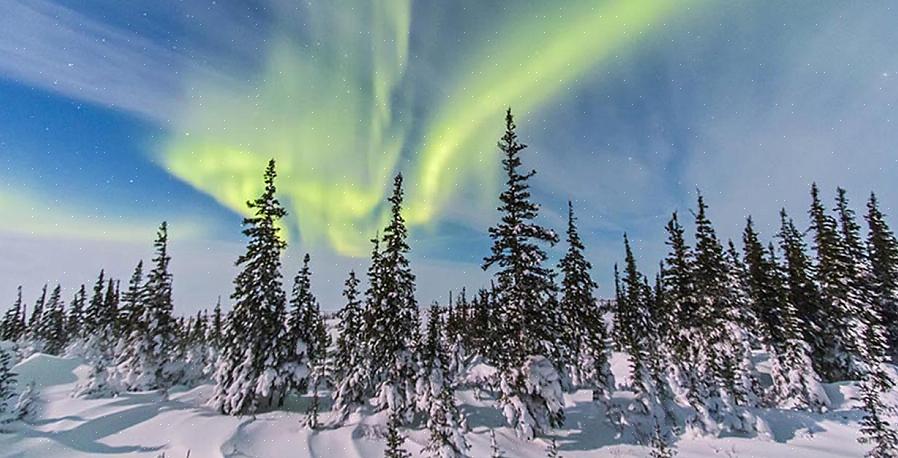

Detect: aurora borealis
[2, 1, 898, 310]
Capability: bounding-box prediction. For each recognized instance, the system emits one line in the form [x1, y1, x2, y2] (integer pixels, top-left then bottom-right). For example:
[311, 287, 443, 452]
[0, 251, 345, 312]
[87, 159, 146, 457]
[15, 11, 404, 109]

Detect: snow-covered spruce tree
[204, 298, 224, 377]
[865, 193, 898, 361]
[209, 159, 299, 415]
[75, 270, 119, 398]
[743, 218, 829, 411]
[443, 290, 470, 385]
[482, 109, 564, 440]
[777, 209, 827, 372]
[385, 408, 412, 458]
[365, 174, 420, 420]
[808, 184, 870, 381]
[418, 304, 470, 458]
[858, 357, 898, 457]
[722, 241, 763, 407]
[64, 285, 86, 346]
[116, 223, 180, 391]
[0, 346, 16, 425]
[618, 235, 677, 442]
[180, 310, 209, 387]
[833, 188, 898, 455]
[1, 286, 26, 342]
[38, 284, 67, 355]
[119, 261, 146, 341]
[558, 202, 614, 402]
[14, 381, 37, 422]
[287, 253, 328, 393]
[26, 285, 47, 350]
[332, 270, 369, 420]
[689, 194, 760, 433]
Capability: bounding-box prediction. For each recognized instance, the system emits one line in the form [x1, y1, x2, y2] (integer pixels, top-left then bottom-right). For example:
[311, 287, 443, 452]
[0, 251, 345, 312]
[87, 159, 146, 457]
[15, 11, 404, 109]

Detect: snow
[0, 349, 890, 457]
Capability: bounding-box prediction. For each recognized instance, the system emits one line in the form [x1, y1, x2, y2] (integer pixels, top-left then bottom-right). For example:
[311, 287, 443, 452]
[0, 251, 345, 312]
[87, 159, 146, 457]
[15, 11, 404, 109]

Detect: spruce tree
[660, 212, 696, 366]
[482, 109, 563, 439]
[66, 285, 86, 342]
[119, 222, 179, 391]
[287, 253, 327, 393]
[208, 297, 223, 349]
[743, 218, 829, 411]
[1, 287, 25, 342]
[777, 209, 826, 370]
[418, 305, 470, 458]
[119, 261, 146, 338]
[618, 235, 676, 440]
[209, 159, 296, 415]
[0, 346, 16, 424]
[27, 285, 47, 343]
[365, 174, 420, 419]
[39, 284, 67, 355]
[333, 270, 368, 420]
[558, 202, 614, 402]
[865, 193, 898, 361]
[808, 184, 869, 381]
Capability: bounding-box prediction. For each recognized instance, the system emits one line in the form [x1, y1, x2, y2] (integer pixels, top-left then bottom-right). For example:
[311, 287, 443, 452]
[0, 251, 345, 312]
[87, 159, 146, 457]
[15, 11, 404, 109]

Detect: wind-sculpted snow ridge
[0, 349, 889, 457]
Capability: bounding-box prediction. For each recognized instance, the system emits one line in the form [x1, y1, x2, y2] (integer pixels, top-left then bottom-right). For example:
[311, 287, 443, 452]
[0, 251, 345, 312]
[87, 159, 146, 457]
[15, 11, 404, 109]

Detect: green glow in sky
[161, 0, 698, 256]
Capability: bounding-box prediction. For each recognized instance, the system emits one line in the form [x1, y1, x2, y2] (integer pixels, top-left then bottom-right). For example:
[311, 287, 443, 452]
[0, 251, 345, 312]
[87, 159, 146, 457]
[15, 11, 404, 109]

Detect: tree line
[2, 108, 898, 457]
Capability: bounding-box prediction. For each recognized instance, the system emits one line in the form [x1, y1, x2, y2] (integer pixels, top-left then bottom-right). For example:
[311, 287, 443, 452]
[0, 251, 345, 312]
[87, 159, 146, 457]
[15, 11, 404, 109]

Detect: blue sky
[1, 1, 897, 313]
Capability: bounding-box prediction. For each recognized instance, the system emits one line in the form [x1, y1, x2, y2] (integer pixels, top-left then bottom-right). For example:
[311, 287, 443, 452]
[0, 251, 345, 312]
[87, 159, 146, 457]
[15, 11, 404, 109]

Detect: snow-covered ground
[0, 351, 882, 457]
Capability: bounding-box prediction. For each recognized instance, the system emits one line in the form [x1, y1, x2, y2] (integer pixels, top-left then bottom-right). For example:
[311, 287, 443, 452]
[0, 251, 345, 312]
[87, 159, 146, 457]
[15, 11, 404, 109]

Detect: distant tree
[39, 284, 67, 355]
[482, 109, 563, 439]
[209, 159, 297, 415]
[65, 285, 86, 341]
[0, 346, 16, 424]
[27, 284, 47, 343]
[1, 287, 25, 342]
[119, 261, 146, 339]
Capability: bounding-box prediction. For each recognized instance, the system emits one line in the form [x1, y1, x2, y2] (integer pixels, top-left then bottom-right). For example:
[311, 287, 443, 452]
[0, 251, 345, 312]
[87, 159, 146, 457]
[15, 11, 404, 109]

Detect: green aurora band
[160, 0, 701, 256]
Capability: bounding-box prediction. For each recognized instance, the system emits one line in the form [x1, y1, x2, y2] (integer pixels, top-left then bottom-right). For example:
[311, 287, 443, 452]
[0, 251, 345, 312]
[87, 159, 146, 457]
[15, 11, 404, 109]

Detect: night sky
[1, 1, 897, 313]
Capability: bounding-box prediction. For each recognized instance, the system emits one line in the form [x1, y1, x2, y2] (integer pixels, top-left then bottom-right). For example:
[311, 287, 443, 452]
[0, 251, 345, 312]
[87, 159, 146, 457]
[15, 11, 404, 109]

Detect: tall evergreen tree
[333, 270, 368, 420]
[365, 174, 420, 419]
[743, 218, 829, 411]
[777, 208, 826, 371]
[0, 346, 16, 424]
[39, 284, 67, 355]
[418, 304, 470, 458]
[865, 193, 898, 361]
[287, 253, 327, 392]
[1, 287, 25, 342]
[482, 109, 563, 439]
[119, 261, 146, 338]
[384, 409, 412, 458]
[618, 235, 676, 441]
[209, 159, 297, 415]
[66, 285, 86, 341]
[809, 184, 870, 381]
[27, 285, 47, 342]
[558, 202, 614, 403]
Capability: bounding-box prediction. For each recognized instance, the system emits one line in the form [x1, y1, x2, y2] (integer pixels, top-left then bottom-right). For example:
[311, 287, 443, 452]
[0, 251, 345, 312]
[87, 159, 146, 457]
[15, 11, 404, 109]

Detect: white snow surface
[0, 350, 888, 457]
